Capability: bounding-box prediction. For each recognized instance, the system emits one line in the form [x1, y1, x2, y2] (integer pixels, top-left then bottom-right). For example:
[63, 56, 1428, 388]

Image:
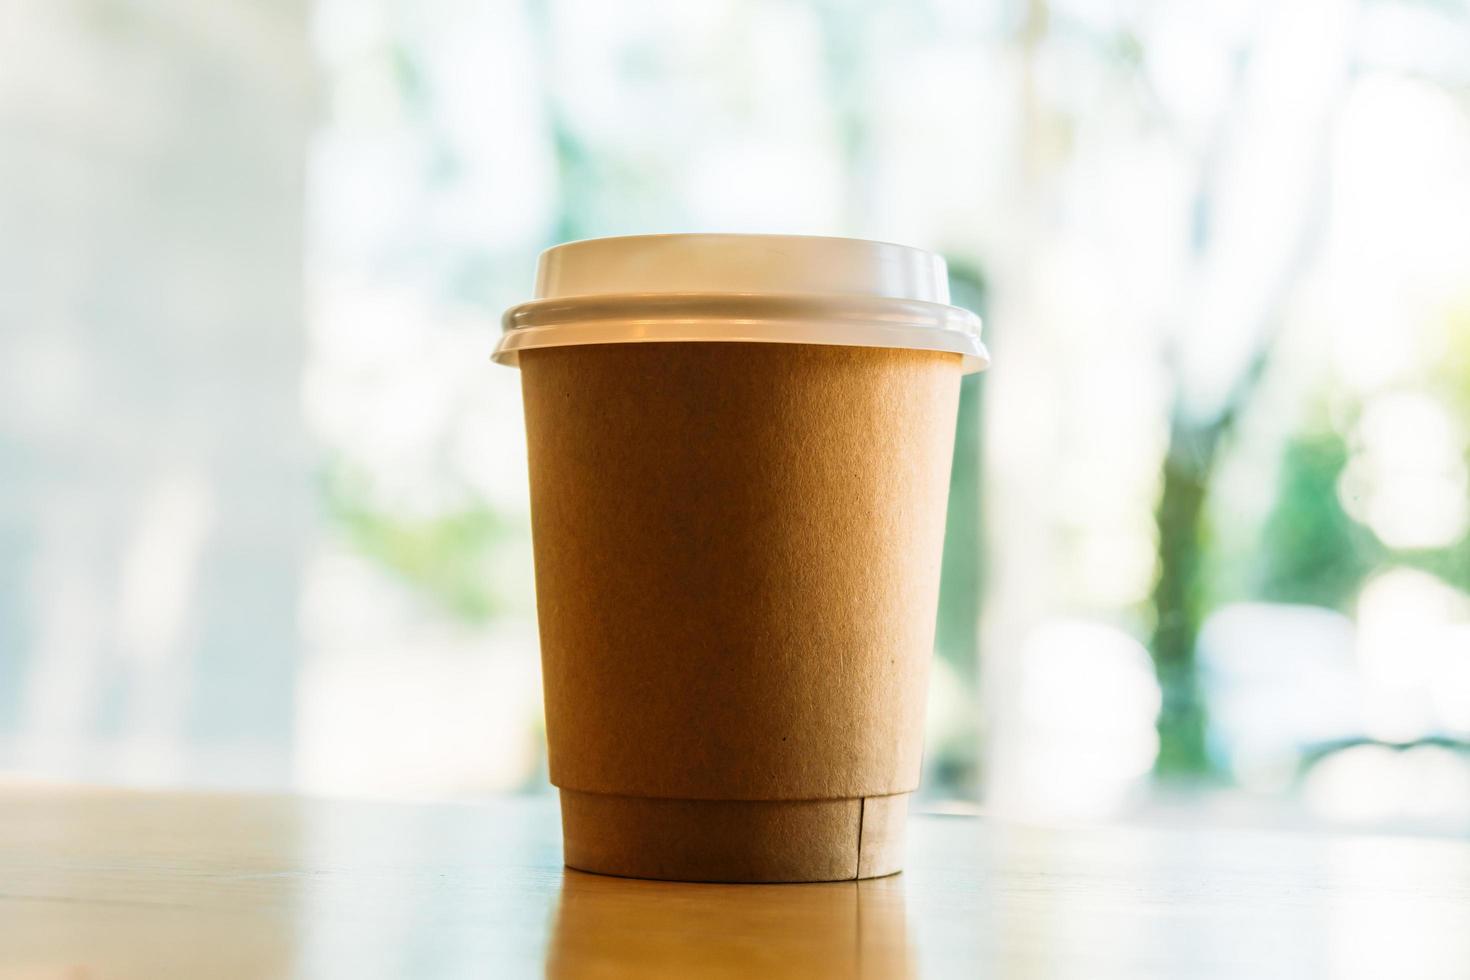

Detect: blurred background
[3, 0, 1468, 837]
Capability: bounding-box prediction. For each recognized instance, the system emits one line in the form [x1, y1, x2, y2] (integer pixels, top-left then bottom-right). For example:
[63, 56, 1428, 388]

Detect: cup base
[558, 789, 907, 883]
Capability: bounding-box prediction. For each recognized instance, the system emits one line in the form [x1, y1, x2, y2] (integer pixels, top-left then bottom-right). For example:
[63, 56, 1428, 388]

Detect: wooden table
[1, 787, 1467, 978]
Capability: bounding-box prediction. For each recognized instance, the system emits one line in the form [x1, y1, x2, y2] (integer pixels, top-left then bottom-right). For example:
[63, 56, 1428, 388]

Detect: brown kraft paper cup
[521, 340, 962, 882]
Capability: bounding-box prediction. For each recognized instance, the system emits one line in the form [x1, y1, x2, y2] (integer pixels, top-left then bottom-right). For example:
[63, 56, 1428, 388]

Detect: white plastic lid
[494, 234, 989, 373]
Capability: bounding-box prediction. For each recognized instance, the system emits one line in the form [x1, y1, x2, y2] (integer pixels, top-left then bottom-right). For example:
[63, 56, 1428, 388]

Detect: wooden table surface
[1, 786, 1467, 979]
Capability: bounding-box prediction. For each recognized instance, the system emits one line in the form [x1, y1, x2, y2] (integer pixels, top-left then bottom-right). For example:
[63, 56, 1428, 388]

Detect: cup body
[521, 339, 962, 882]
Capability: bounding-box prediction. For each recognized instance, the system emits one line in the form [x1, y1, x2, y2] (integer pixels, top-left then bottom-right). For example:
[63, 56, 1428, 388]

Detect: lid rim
[493, 297, 989, 374]
[494, 333, 990, 373]
[504, 291, 981, 331]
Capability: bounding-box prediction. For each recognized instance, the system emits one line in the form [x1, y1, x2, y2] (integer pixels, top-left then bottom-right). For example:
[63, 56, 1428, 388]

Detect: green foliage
[935, 372, 984, 679]
[934, 263, 989, 684]
[1402, 546, 1470, 593]
[1258, 431, 1373, 610]
[324, 466, 516, 624]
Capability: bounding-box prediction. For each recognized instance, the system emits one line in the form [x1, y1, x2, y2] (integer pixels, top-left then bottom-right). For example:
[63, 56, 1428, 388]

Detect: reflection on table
[548, 869, 911, 978]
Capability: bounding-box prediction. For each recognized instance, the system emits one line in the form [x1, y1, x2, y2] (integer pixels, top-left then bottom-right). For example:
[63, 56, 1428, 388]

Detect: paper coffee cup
[496, 235, 988, 882]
